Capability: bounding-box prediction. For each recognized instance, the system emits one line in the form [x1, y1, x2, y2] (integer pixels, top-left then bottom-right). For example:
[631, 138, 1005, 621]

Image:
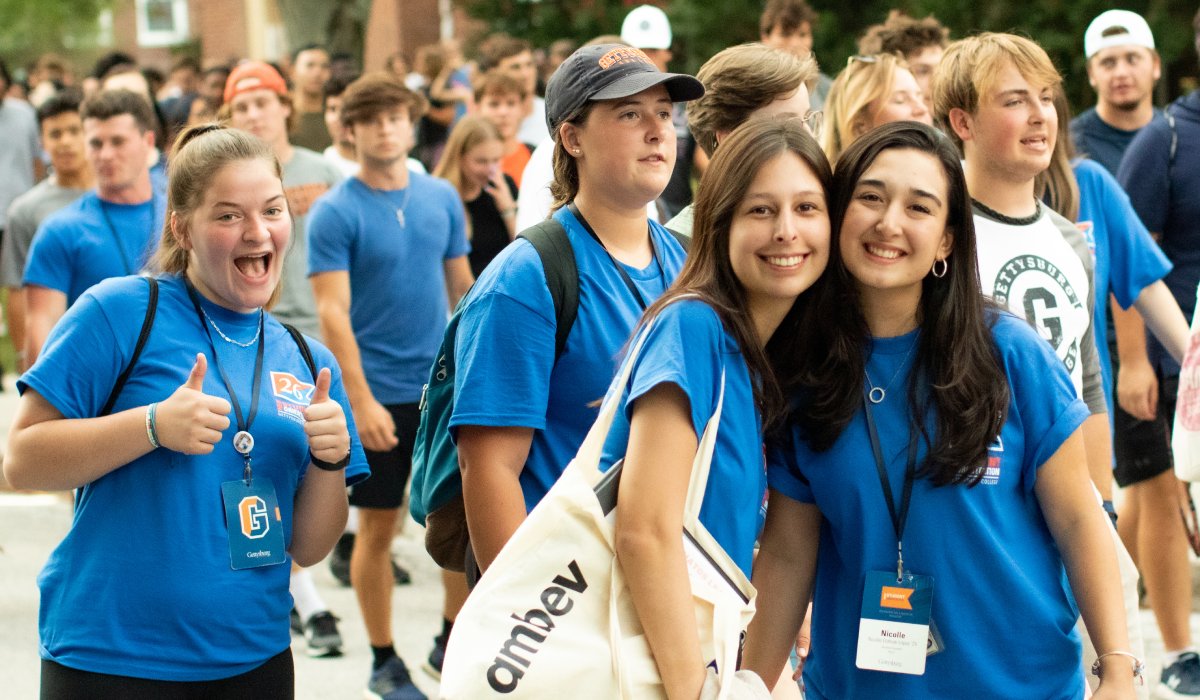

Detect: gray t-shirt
[2, 178, 87, 287]
[0, 98, 41, 230]
[277, 146, 343, 339]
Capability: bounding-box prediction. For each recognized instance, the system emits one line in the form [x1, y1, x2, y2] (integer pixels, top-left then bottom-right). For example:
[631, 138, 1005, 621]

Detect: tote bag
[1174, 285, 1200, 481]
[439, 317, 757, 699]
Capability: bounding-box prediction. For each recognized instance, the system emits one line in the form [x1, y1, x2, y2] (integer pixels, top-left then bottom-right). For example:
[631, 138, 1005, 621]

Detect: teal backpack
[410, 218, 689, 571]
[410, 219, 579, 570]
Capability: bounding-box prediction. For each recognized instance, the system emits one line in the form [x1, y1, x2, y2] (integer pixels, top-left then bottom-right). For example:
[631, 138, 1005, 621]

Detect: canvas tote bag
[439, 316, 757, 699]
[1175, 284, 1200, 481]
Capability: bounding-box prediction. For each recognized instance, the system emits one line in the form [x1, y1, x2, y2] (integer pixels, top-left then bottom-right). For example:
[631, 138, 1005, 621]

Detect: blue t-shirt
[1070, 108, 1154, 176]
[598, 300, 765, 577]
[450, 206, 688, 511]
[768, 313, 1090, 700]
[1073, 158, 1172, 416]
[1118, 91, 1200, 377]
[307, 173, 469, 404]
[24, 189, 165, 305]
[19, 275, 369, 681]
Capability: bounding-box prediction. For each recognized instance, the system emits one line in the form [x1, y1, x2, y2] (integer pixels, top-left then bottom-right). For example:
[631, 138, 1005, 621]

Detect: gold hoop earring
[932, 258, 949, 278]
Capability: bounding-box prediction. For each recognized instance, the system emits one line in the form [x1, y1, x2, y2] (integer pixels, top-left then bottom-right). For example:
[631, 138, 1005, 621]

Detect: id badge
[221, 478, 286, 570]
[856, 570, 934, 675]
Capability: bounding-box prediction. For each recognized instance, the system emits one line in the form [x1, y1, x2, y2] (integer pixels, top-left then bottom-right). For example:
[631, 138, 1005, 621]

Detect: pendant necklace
[364, 180, 411, 228]
[865, 337, 918, 404]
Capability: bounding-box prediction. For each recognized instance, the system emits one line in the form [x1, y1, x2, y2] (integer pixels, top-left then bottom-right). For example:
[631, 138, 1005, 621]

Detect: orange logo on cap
[597, 47, 654, 70]
[880, 586, 914, 610]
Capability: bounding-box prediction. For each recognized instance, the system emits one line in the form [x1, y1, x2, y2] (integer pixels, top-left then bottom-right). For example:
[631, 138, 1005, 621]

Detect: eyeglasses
[801, 109, 823, 136]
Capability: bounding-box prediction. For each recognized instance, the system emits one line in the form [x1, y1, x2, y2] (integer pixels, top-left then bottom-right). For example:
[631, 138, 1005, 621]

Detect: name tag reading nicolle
[856, 570, 934, 675]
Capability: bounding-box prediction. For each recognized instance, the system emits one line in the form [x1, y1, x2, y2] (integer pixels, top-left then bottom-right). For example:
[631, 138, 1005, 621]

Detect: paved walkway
[1, 376, 1198, 699]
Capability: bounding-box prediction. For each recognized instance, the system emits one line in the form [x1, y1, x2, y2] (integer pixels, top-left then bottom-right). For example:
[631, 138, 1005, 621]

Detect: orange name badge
[880, 586, 914, 610]
[857, 570, 934, 675]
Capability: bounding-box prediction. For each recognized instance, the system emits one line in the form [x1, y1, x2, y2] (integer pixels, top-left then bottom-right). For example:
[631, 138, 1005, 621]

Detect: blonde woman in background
[821, 53, 930, 161]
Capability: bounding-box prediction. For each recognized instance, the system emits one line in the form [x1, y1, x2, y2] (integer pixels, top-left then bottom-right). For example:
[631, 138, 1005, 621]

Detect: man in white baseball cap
[1072, 9, 1160, 174]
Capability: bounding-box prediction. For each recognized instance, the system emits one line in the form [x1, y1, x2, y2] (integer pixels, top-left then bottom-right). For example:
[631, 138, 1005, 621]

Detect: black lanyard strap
[568, 202, 661, 311]
[184, 281, 265, 469]
[863, 382, 920, 581]
[98, 193, 161, 276]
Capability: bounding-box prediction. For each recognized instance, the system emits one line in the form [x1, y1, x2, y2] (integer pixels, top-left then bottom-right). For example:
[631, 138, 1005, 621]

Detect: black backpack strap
[282, 323, 317, 380]
[519, 218, 578, 359]
[101, 277, 158, 416]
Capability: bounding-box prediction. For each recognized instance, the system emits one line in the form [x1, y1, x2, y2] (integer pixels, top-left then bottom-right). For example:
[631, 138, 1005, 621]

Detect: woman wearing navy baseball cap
[448, 44, 702, 579]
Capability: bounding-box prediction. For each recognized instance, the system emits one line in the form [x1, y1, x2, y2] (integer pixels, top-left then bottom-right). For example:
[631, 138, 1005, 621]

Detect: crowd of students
[3, 1, 1200, 699]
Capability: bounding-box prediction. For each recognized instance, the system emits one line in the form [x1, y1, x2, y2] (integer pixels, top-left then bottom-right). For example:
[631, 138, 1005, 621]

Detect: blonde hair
[821, 53, 906, 161]
[932, 33, 1061, 152]
[152, 123, 285, 305]
[434, 115, 503, 198]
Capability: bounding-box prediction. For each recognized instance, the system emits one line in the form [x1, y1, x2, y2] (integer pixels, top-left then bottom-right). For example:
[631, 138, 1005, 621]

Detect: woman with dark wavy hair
[742, 121, 1136, 699]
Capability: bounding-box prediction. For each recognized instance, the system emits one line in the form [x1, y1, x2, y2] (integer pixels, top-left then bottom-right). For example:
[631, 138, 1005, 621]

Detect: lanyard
[97, 192, 161, 276]
[567, 202, 662, 311]
[862, 383, 920, 582]
[185, 281, 265, 483]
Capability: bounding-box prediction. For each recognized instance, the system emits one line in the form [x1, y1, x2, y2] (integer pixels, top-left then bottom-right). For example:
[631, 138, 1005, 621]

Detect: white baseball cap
[621, 5, 672, 51]
[1085, 10, 1155, 59]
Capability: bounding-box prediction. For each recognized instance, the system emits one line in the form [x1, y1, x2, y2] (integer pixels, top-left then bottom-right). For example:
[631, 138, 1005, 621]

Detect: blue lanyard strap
[567, 202, 661, 311]
[97, 192, 162, 276]
[184, 281, 265, 474]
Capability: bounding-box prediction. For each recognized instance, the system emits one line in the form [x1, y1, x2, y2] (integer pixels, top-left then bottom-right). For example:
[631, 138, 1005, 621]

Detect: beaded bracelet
[1090, 650, 1144, 685]
[145, 402, 161, 449]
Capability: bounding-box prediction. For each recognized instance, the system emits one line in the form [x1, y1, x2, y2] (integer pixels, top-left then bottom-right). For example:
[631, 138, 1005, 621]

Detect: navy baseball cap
[545, 43, 704, 134]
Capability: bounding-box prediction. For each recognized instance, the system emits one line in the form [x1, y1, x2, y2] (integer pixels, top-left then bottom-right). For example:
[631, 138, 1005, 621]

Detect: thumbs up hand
[303, 367, 351, 465]
[155, 353, 233, 454]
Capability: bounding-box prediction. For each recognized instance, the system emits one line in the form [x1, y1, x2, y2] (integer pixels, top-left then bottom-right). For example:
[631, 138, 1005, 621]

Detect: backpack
[410, 218, 689, 571]
[101, 277, 317, 416]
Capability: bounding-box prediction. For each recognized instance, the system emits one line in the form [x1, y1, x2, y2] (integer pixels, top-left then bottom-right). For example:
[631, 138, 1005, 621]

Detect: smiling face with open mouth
[180, 157, 291, 314]
[839, 147, 952, 313]
[729, 150, 830, 325]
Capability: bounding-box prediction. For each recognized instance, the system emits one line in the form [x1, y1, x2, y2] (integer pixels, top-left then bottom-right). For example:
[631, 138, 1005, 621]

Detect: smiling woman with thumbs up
[4, 123, 369, 698]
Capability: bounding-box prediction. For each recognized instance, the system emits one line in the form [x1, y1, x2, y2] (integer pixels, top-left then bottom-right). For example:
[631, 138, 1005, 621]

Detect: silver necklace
[865, 337, 918, 404]
[365, 181, 411, 227]
[200, 306, 263, 348]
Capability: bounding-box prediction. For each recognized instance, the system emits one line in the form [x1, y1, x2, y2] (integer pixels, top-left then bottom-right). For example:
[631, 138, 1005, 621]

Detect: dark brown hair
[858, 10, 950, 57]
[474, 70, 528, 103]
[785, 121, 1009, 486]
[81, 88, 156, 134]
[759, 0, 817, 36]
[339, 72, 427, 127]
[477, 34, 532, 73]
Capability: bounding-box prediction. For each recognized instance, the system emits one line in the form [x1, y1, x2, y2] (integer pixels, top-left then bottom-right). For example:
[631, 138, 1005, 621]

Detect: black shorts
[1113, 374, 1177, 488]
[41, 648, 293, 699]
[349, 402, 420, 510]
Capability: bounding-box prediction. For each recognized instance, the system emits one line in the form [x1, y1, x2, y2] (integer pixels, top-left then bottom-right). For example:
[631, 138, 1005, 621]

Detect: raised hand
[304, 367, 351, 464]
[154, 353, 232, 454]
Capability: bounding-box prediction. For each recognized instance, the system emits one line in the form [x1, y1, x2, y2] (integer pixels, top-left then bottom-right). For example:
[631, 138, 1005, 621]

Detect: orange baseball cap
[224, 61, 288, 103]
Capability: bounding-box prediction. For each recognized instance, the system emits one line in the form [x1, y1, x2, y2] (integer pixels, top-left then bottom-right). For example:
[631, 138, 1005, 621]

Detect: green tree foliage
[0, 0, 114, 66]
[464, 0, 1199, 109]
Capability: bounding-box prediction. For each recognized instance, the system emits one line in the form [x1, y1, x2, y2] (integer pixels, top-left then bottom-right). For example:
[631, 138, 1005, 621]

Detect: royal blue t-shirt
[24, 189, 165, 304]
[768, 313, 1089, 700]
[1073, 158, 1172, 416]
[1118, 91, 1200, 378]
[450, 205, 687, 511]
[307, 173, 469, 404]
[599, 300, 766, 577]
[19, 275, 369, 681]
